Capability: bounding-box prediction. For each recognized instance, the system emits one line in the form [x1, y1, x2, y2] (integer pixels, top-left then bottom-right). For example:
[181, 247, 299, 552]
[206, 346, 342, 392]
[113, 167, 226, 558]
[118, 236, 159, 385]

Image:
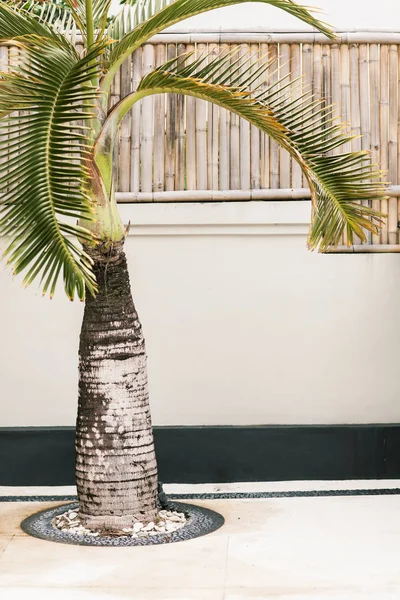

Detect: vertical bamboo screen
[2, 31, 400, 247]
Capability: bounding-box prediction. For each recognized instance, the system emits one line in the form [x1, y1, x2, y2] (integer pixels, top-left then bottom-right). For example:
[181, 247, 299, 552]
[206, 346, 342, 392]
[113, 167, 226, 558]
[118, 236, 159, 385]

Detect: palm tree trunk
[76, 241, 158, 531]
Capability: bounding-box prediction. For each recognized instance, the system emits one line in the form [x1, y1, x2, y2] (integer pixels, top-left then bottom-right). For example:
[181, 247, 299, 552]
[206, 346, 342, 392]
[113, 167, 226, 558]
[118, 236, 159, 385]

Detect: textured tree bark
[76, 242, 158, 531]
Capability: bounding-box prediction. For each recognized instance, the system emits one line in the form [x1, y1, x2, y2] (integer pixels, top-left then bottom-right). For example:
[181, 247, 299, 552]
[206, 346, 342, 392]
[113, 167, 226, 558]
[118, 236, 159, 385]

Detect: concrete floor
[1, 482, 400, 599]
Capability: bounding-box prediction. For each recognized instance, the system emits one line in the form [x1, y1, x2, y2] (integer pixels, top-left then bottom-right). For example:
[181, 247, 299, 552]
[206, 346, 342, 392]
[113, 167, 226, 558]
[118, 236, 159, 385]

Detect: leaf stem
[85, 0, 95, 49]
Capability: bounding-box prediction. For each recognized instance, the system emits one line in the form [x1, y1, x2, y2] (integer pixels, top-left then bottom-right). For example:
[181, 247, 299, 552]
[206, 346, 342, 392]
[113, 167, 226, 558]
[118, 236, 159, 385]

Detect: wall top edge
[3, 29, 398, 48]
[159, 27, 400, 34]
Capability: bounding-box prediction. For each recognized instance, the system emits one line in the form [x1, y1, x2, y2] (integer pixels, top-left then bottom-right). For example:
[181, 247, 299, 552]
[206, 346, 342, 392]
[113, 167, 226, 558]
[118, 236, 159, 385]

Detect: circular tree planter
[20, 501, 224, 547]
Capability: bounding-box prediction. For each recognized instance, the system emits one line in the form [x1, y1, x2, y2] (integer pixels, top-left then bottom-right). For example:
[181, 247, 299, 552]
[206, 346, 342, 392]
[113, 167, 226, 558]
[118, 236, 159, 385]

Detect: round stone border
[20, 501, 225, 547]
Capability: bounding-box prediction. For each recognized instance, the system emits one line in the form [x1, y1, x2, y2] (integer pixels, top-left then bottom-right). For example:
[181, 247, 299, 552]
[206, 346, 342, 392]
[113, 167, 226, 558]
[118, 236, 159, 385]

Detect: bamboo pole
[175, 43, 186, 191]
[115, 185, 400, 202]
[380, 44, 389, 243]
[313, 43, 322, 100]
[153, 44, 166, 192]
[350, 43, 362, 244]
[219, 43, 231, 190]
[185, 44, 197, 190]
[321, 42, 332, 155]
[350, 45, 362, 142]
[340, 45, 351, 151]
[334, 44, 347, 244]
[331, 42, 341, 124]
[279, 43, 291, 189]
[116, 187, 312, 202]
[370, 43, 381, 244]
[230, 44, 240, 190]
[196, 43, 208, 190]
[269, 43, 279, 188]
[208, 42, 220, 190]
[302, 43, 313, 187]
[130, 48, 141, 193]
[165, 44, 177, 191]
[147, 31, 400, 45]
[322, 44, 332, 108]
[291, 43, 302, 188]
[141, 44, 155, 193]
[388, 44, 398, 243]
[341, 44, 351, 245]
[359, 45, 371, 150]
[11, 29, 400, 46]
[260, 42, 270, 189]
[359, 43, 372, 243]
[302, 42, 313, 88]
[250, 43, 261, 189]
[239, 43, 251, 190]
[119, 56, 132, 192]
[44, 28, 400, 46]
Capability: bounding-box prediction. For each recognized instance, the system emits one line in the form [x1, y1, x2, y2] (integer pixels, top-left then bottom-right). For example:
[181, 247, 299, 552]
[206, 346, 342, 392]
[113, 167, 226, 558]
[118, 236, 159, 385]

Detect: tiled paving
[1, 482, 400, 599]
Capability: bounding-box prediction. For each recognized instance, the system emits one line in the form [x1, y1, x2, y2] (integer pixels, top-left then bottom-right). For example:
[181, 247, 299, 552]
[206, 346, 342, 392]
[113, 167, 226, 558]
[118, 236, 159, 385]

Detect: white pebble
[52, 507, 186, 540]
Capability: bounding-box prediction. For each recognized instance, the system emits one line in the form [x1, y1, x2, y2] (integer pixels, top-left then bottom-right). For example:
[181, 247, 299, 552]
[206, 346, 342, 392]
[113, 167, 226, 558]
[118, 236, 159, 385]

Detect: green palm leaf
[0, 37, 106, 299]
[0, 1, 72, 47]
[7, 1, 78, 40]
[61, 0, 113, 41]
[96, 51, 385, 248]
[102, 0, 333, 103]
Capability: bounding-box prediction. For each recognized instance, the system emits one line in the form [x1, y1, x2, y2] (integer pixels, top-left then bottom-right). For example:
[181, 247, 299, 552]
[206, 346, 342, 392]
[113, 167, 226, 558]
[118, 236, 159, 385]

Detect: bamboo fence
[3, 29, 400, 248]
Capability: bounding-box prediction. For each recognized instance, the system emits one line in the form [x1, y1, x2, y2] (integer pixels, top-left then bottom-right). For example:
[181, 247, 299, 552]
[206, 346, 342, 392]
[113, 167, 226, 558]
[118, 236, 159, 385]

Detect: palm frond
[96, 51, 386, 248]
[8, 1, 78, 41]
[102, 0, 333, 101]
[93, 0, 113, 40]
[107, 0, 164, 43]
[61, 0, 113, 42]
[0, 1, 72, 47]
[0, 37, 107, 299]
[57, 0, 87, 38]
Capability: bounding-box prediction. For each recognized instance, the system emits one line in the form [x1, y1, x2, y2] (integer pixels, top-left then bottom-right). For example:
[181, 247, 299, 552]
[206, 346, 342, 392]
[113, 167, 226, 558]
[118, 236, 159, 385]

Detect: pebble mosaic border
[20, 501, 225, 547]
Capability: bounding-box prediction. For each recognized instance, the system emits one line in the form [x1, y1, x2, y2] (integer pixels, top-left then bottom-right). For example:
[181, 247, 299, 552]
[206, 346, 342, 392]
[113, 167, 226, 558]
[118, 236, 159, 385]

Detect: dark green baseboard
[1, 425, 400, 485]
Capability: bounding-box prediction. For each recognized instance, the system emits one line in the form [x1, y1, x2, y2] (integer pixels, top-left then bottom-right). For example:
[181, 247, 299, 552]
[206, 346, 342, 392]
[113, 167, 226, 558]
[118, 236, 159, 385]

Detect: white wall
[110, 0, 400, 29]
[2, 202, 400, 427]
[182, 1, 400, 30]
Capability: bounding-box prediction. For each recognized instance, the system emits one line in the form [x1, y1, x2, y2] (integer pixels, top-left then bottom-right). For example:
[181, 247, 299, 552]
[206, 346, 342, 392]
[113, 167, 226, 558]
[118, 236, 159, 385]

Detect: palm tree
[0, 0, 386, 531]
